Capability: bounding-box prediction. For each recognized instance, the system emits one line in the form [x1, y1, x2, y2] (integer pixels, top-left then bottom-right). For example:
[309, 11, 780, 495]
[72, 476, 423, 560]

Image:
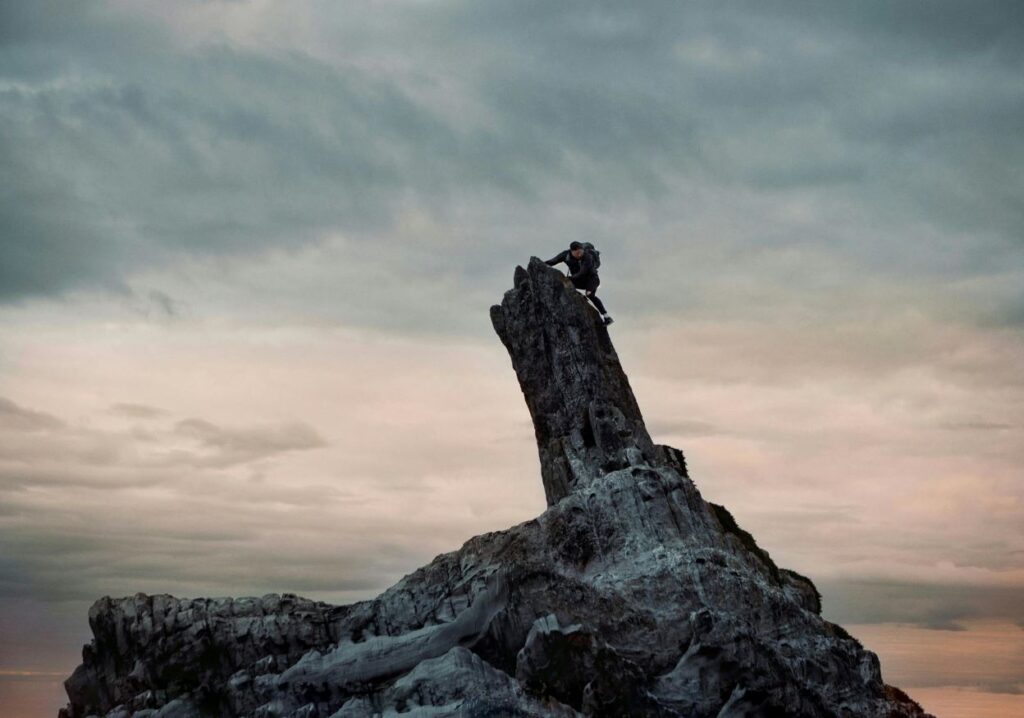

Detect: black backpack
[580, 242, 601, 269]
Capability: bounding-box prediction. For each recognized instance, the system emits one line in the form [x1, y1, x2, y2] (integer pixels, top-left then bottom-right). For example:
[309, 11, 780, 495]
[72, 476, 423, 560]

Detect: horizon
[2, 3, 1023, 717]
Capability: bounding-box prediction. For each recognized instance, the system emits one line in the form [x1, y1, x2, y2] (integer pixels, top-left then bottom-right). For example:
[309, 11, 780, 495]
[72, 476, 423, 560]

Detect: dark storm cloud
[0, 54, 424, 299]
[1, 0, 1021, 318]
[1, 3, 481, 300]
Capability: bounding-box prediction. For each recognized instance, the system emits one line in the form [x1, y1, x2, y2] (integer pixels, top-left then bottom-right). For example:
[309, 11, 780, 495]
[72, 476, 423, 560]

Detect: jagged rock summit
[62, 258, 932, 717]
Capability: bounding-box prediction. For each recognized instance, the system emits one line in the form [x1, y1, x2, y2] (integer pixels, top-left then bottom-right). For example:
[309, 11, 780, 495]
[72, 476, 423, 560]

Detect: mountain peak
[60, 264, 933, 718]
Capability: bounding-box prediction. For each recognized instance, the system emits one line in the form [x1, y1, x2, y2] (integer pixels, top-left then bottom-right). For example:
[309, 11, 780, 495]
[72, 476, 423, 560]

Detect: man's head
[569, 241, 583, 259]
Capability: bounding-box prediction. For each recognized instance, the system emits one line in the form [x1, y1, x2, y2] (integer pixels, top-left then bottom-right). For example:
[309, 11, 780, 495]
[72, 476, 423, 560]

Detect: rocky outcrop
[62, 258, 932, 718]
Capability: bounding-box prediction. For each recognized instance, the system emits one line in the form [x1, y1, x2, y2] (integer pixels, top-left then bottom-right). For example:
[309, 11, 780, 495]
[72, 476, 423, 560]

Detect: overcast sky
[2, 2, 1023, 716]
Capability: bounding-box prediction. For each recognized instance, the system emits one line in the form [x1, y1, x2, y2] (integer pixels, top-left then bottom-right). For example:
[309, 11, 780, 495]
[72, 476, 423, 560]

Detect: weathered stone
[61, 258, 932, 718]
[491, 259, 657, 506]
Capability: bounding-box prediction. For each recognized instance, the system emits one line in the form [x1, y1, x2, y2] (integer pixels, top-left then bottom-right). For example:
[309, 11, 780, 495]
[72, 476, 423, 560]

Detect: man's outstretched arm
[545, 250, 568, 266]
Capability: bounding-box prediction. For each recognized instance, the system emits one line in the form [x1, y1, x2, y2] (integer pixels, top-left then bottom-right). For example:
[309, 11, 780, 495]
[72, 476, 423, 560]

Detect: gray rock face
[61, 258, 933, 718]
[490, 262, 655, 506]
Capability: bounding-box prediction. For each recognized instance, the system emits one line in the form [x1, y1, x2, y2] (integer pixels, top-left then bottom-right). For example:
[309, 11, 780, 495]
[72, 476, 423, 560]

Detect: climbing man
[545, 241, 613, 325]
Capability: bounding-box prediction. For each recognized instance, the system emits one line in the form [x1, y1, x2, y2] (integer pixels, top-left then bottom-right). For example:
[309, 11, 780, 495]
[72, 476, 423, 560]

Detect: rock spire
[491, 258, 656, 505]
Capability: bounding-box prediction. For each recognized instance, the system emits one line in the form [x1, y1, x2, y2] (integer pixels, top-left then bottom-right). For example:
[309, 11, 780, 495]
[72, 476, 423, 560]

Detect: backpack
[581, 242, 601, 269]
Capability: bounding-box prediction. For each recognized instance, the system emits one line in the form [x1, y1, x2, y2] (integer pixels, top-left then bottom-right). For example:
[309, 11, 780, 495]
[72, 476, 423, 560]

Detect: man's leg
[585, 290, 608, 315]
[584, 278, 612, 323]
[573, 276, 612, 322]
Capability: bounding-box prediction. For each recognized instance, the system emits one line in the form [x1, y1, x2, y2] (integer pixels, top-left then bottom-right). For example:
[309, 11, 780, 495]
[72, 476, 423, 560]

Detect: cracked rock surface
[62, 258, 932, 718]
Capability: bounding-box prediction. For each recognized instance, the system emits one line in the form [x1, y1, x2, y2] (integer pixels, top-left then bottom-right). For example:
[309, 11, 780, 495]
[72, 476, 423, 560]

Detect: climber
[545, 241, 613, 325]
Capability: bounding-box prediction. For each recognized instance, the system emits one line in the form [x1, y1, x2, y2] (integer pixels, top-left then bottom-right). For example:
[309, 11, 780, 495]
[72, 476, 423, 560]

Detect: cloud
[0, 397, 64, 432]
[172, 417, 327, 467]
[938, 419, 1015, 432]
[108, 402, 168, 419]
[0, 0, 1020, 338]
[647, 419, 723, 439]
[847, 618, 1024, 700]
[0, 331, 545, 626]
[0, 402, 330, 487]
[819, 580, 1024, 629]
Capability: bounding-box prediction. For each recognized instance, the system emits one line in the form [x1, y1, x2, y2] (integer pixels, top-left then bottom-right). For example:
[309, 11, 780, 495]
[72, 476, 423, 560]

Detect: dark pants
[572, 275, 608, 315]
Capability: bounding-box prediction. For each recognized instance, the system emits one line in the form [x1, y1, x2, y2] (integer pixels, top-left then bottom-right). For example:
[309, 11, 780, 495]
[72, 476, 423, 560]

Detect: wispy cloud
[819, 580, 1024, 630]
[108, 402, 168, 419]
[171, 417, 327, 467]
[0, 398, 64, 432]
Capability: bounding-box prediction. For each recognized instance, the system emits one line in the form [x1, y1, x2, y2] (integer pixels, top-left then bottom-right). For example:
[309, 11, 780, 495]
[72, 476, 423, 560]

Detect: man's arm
[545, 250, 568, 266]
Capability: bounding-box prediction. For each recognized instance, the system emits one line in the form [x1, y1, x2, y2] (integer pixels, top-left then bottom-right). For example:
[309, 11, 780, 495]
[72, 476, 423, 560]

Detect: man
[546, 241, 613, 325]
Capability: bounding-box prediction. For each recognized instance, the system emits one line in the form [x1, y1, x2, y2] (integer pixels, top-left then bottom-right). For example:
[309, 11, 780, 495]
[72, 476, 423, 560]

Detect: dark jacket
[545, 249, 598, 282]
